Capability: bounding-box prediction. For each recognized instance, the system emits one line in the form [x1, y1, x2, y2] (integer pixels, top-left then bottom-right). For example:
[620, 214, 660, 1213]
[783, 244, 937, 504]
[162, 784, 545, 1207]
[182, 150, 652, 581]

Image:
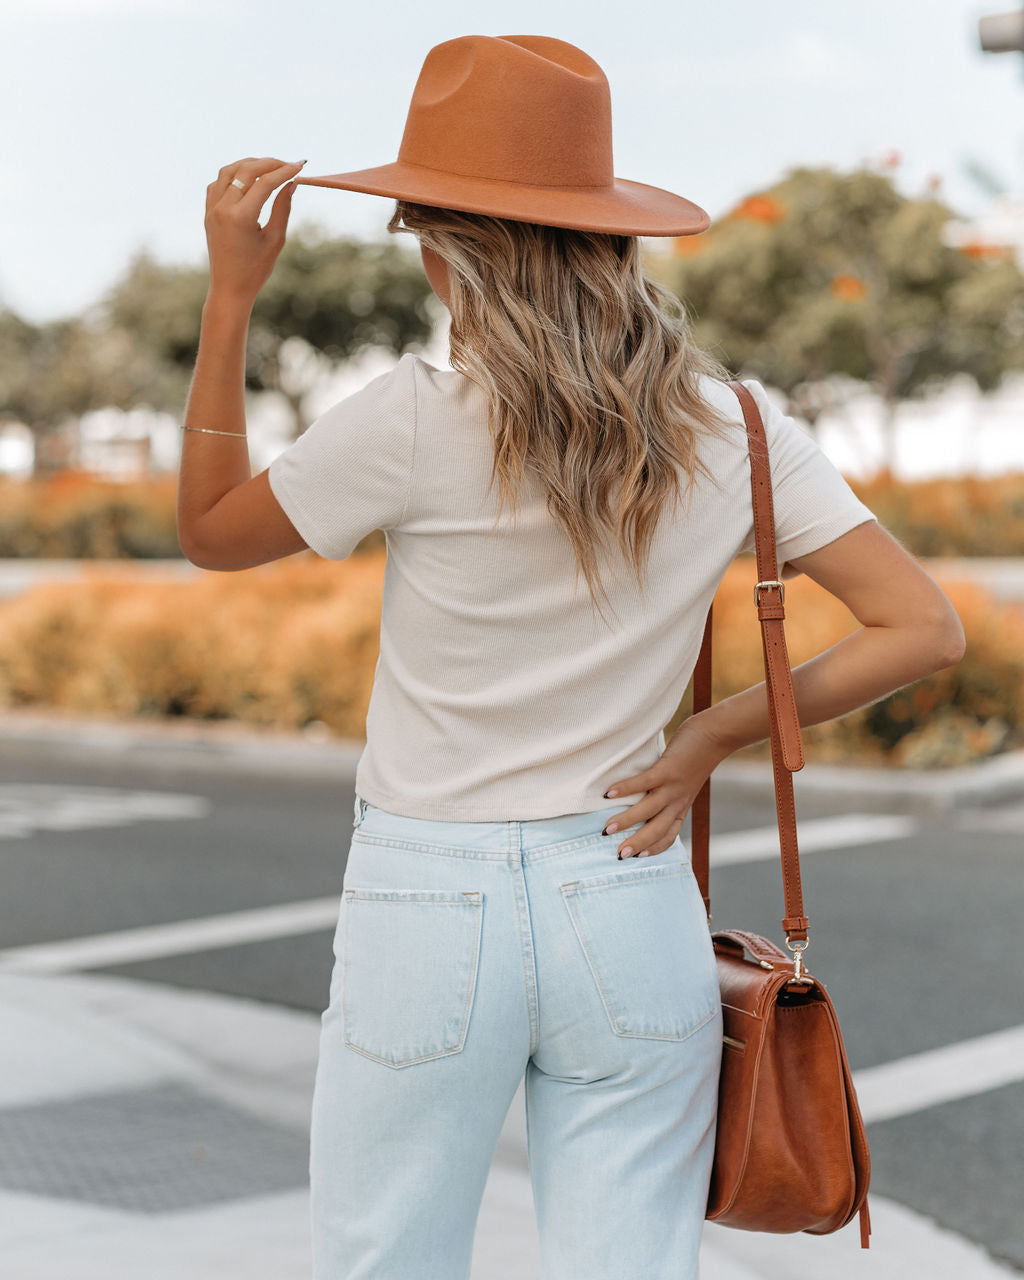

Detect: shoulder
[403, 351, 478, 399]
[356, 349, 420, 404]
[309, 351, 421, 434]
[697, 373, 772, 423]
[356, 350, 475, 407]
[401, 352, 488, 429]
[697, 374, 807, 450]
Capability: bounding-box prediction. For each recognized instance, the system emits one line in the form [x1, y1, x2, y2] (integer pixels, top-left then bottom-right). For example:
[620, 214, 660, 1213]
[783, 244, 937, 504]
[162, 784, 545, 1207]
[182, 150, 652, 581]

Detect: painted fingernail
[604, 822, 618, 834]
[637, 850, 651, 857]
[605, 789, 618, 797]
[620, 846, 634, 857]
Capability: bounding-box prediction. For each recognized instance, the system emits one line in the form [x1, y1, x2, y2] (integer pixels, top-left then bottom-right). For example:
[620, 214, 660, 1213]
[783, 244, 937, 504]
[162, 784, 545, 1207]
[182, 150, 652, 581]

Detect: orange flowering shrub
[957, 240, 1015, 262]
[0, 473, 393, 560]
[0, 552, 385, 739]
[725, 193, 787, 224]
[0, 551, 1018, 767]
[668, 561, 1022, 767]
[830, 273, 867, 302]
[850, 471, 1024, 557]
[0, 473, 180, 558]
[5, 469, 1023, 559]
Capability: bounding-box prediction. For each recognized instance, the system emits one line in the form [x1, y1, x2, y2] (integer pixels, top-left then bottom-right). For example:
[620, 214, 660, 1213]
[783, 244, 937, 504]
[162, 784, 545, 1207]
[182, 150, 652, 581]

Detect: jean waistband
[351, 795, 647, 856]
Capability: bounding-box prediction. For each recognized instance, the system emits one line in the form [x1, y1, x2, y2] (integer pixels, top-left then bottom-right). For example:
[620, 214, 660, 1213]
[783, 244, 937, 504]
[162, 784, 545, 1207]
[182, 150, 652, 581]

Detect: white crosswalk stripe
[0, 898, 343, 973]
[1, 794, 1016, 1131]
[0, 785, 208, 838]
[852, 1023, 1024, 1125]
[695, 812, 921, 864]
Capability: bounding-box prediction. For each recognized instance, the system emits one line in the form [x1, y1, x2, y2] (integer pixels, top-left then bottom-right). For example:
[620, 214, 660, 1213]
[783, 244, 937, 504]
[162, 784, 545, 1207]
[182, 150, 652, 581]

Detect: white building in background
[0, 422, 33, 480]
[0, 329, 457, 484]
[943, 192, 1024, 270]
[0, 310, 1021, 484]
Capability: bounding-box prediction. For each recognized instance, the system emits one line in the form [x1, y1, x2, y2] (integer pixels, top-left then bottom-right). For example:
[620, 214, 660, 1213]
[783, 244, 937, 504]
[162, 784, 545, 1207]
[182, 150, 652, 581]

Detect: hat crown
[398, 35, 614, 191]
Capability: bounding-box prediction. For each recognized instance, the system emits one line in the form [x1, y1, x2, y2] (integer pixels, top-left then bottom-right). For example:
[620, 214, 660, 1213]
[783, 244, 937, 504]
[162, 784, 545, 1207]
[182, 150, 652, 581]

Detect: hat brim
[293, 159, 710, 237]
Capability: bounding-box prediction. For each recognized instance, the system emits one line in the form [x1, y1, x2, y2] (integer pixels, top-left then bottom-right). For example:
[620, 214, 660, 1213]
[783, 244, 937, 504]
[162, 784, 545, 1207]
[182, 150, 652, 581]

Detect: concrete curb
[708, 750, 1024, 816]
[0, 708, 365, 781]
[1, 705, 1023, 812]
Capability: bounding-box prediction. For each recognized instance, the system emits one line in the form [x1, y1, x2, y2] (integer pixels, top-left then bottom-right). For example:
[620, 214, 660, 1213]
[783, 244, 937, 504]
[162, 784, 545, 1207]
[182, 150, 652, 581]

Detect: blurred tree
[649, 165, 1024, 474]
[0, 309, 44, 430]
[250, 220, 437, 436]
[102, 220, 437, 439]
[0, 308, 184, 474]
[98, 252, 210, 370]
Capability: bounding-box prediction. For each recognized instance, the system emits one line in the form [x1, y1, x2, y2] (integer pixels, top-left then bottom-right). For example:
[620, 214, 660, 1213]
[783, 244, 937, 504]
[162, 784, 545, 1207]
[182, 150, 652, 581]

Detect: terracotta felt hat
[294, 34, 710, 238]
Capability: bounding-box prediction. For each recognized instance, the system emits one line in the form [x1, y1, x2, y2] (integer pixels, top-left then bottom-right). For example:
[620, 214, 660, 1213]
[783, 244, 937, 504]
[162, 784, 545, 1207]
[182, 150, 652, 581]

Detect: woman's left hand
[600, 714, 731, 859]
[203, 156, 306, 308]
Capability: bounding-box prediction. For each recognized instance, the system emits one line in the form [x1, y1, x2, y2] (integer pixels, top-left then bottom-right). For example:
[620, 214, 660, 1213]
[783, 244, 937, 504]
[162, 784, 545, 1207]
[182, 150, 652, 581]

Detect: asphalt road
[0, 738, 1021, 1272]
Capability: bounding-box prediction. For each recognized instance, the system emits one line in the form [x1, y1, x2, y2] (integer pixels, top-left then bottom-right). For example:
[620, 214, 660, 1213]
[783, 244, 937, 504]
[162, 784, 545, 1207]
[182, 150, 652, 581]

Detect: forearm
[177, 292, 253, 549]
[692, 623, 963, 757]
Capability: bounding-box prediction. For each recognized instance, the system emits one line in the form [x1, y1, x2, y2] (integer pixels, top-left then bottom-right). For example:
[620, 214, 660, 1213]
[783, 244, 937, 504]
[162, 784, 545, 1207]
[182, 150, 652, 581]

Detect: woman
[178, 34, 965, 1280]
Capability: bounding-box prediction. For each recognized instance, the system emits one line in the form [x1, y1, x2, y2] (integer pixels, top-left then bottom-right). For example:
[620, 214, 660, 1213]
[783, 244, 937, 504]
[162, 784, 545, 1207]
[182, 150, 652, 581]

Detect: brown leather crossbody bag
[690, 379, 873, 1249]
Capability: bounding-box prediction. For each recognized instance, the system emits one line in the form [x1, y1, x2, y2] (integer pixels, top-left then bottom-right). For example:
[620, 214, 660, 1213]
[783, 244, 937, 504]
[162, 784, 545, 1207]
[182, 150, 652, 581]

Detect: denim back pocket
[341, 887, 484, 1069]
[560, 862, 719, 1042]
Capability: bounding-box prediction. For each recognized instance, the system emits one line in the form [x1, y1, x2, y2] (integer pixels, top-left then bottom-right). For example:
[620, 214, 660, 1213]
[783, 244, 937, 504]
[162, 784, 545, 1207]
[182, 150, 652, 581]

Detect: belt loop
[352, 794, 368, 829]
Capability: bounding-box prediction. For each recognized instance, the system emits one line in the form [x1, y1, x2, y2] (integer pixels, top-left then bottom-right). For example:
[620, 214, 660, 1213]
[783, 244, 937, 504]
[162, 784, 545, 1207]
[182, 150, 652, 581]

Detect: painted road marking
[0, 898, 342, 973]
[0, 815, 921, 972]
[699, 812, 920, 865]
[852, 1023, 1024, 1125]
[0, 785, 208, 839]
[0, 887, 1021, 1131]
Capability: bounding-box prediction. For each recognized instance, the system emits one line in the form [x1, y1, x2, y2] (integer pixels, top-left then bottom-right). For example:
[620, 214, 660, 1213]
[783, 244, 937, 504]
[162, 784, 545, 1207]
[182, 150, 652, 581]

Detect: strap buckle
[754, 578, 785, 607]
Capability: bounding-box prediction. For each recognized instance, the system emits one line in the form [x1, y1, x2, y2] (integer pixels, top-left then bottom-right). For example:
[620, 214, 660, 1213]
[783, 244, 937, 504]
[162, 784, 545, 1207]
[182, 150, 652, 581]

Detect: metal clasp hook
[784, 935, 814, 983]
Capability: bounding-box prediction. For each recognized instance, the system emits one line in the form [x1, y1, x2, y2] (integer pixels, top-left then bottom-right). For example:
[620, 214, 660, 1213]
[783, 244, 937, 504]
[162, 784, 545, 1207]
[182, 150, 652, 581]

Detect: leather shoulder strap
[690, 380, 809, 945]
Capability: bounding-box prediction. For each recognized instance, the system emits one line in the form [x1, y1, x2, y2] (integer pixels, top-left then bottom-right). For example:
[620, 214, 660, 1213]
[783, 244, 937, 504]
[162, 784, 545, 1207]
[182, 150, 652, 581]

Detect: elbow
[177, 521, 222, 572]
[939, 631, 967, 671]
[925, 610, 967, 672]
[177, 520, 202, 569]
[178, 533, 214, 572]
[177, 535, 259, 573]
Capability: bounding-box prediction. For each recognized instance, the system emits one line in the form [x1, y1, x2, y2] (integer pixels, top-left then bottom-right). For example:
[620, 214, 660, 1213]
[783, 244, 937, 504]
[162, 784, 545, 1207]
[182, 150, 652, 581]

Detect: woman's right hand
[601, 713, 732, 859]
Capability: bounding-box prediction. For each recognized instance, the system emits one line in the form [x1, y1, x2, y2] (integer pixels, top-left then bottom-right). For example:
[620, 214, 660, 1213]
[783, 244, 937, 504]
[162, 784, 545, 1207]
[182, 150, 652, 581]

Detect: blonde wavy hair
[386, 200, 740, 622]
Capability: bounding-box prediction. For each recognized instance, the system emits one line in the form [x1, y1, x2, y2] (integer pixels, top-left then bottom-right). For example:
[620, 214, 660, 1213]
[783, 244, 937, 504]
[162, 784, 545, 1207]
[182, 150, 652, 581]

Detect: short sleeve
[735, 378, 877, 562]
[267, 352, 417, 560]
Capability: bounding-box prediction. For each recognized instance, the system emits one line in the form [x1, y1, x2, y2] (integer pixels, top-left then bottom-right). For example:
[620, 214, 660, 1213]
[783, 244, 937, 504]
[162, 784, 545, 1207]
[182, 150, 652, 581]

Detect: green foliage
[653, 164, 1024, 433]
[252, 219, 436, 364]
[94, 224, 436, 439]
[101, 251, 210, 370]
[0, 307, 187, 470]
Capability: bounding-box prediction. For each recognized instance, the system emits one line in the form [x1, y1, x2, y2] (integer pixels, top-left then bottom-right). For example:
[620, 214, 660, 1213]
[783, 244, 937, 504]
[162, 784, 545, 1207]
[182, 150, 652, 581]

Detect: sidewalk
[0, 708, 1022, 1276]
[0, 968, 1017, 1280]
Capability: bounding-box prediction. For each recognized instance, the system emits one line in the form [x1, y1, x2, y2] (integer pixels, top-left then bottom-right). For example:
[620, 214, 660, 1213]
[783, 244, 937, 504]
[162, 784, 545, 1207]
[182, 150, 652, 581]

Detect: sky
[1, 0, 1022, 326]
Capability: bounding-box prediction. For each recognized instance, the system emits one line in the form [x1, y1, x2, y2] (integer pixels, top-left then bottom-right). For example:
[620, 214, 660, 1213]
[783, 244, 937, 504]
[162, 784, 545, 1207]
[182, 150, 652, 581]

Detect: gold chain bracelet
[183, 425, 247, 437]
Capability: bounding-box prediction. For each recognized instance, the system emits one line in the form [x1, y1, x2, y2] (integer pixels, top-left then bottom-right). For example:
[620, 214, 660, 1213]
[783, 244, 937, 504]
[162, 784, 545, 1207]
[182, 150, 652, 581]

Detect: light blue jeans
[309, 796, 724, 1279]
